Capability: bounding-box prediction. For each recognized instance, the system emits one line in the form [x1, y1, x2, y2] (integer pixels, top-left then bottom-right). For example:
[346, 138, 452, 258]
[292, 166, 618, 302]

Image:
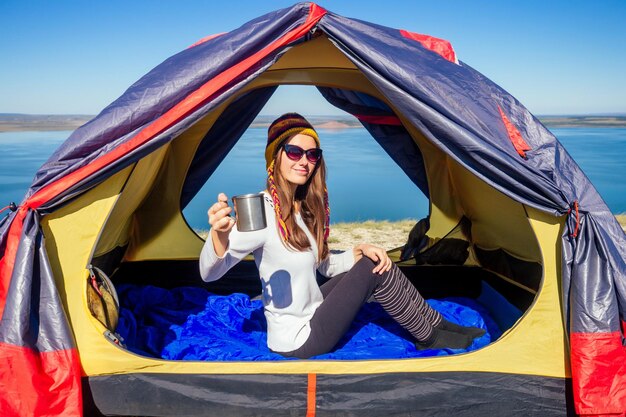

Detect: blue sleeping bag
[116, 284, 500, 361]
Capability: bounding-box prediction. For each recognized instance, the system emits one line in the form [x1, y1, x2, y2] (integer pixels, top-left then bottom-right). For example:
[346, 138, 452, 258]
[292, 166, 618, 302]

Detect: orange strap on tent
[187, 32, 226, 49]
[0, 202, 17, 215]
[567, 200, 580, 238]
[306, 373, 317, 417]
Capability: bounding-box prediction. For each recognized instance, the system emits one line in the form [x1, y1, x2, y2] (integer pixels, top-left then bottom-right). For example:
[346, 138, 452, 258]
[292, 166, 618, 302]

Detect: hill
[538, 115, 626, 128]
[0, 114, 93, 132]
[3, 113, 626, 133]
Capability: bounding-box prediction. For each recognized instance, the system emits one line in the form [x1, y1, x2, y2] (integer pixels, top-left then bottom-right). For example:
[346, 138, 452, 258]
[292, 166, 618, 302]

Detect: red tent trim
[354, 114, 402, 126]
[399, 30, 458, 64]
[0, 343, 82, 417]
[497, 105, 531, 159]
[187, 33, 226, 49]
[570, 330, 626, 414]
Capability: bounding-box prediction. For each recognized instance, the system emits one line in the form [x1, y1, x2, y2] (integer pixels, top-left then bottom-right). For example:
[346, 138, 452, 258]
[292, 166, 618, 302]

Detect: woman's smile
[293, 167, 309, 175]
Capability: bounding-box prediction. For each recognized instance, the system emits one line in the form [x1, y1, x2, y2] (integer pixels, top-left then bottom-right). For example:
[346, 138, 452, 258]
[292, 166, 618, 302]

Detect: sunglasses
[282, 143, 323, 163]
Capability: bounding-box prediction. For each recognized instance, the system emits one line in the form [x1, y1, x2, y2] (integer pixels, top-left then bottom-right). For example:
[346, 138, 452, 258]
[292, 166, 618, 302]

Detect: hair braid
[323, 187, 330, 242]
[267, 160, 290, 241]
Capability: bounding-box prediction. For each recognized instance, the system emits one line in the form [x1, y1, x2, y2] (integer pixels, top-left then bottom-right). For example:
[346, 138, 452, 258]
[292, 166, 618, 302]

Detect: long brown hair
[267, 143, 329, 260]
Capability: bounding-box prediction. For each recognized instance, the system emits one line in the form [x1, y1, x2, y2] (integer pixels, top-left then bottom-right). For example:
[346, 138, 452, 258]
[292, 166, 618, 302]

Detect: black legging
[279, 257, 442, 359]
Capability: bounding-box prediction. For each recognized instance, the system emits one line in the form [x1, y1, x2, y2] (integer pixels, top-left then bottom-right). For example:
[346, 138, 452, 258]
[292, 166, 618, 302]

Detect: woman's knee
[354, 256, 376, 270]
[351, 256, 386, 290]
[355, 256, 398, 279]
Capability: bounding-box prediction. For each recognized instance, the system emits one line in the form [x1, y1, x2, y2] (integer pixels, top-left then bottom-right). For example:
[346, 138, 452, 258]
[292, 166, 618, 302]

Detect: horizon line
[1, 112, 626, 118]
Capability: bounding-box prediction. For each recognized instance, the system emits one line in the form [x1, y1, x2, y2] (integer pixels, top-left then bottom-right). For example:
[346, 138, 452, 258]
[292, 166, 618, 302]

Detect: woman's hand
[208, 193, 235, 257]
[208, 193, 235, 233]
[354, 243, 392, 275]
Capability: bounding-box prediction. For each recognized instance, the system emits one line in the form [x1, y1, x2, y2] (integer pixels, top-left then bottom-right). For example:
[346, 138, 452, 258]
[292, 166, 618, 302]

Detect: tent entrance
[39, 31, 569, 379]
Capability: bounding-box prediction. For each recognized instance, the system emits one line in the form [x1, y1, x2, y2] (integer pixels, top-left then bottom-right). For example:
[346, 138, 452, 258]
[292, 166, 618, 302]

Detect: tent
[1, 2, 625, 416]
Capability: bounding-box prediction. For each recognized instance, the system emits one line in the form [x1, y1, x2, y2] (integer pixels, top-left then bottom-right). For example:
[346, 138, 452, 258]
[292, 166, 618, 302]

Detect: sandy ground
[327, 219, 416, 251]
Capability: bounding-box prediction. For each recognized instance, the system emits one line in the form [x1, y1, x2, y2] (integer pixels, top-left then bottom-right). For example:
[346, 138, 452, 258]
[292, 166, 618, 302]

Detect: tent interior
[39, 35, 569, 376]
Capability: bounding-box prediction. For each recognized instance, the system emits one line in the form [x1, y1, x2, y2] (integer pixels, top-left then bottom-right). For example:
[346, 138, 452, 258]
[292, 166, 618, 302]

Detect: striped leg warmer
[373, 264, 436, 341]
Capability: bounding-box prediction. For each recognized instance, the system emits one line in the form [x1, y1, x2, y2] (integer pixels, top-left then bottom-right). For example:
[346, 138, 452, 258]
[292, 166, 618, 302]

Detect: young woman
[199, 113, 484, 359]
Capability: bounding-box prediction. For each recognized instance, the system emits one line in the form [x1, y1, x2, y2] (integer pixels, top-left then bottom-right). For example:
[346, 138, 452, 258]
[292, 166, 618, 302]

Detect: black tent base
[83, 371, 575, 417]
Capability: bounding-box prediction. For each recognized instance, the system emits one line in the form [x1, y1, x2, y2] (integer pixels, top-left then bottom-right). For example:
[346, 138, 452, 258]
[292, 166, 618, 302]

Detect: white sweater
[199, 192, 355, 353]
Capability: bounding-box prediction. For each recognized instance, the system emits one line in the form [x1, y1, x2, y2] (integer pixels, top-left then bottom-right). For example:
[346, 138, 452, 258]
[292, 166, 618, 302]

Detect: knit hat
[265, 113, 329, 245]
[265, 112, 320, 169]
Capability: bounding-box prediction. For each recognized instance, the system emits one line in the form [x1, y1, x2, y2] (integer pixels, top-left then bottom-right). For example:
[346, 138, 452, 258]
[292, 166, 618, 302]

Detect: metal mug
[231, 193, 267, 232]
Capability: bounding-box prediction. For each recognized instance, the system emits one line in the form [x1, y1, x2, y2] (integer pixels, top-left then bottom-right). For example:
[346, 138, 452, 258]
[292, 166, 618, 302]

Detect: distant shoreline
[2, 113, 626, 133]
[0, 114, 93, 133]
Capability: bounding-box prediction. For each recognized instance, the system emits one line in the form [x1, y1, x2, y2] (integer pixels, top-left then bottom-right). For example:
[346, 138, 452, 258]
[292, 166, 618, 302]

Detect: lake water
[1, 127, 625, 228]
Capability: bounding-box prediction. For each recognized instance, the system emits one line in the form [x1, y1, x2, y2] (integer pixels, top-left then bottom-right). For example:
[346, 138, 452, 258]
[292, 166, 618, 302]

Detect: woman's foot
[436, 318, 486, 339]
[415, 328, 472, 350]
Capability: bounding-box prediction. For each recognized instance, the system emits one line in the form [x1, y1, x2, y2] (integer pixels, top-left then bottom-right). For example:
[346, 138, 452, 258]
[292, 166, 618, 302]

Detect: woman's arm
[200, 193, 266, 282]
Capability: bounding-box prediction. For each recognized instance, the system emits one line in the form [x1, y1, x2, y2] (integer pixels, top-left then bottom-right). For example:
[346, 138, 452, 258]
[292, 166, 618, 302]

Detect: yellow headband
[264, 127, 319, 169]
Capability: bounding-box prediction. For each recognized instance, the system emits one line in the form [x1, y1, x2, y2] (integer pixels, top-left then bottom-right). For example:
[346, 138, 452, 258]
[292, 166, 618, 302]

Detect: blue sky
[1, 0, 624, 116]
